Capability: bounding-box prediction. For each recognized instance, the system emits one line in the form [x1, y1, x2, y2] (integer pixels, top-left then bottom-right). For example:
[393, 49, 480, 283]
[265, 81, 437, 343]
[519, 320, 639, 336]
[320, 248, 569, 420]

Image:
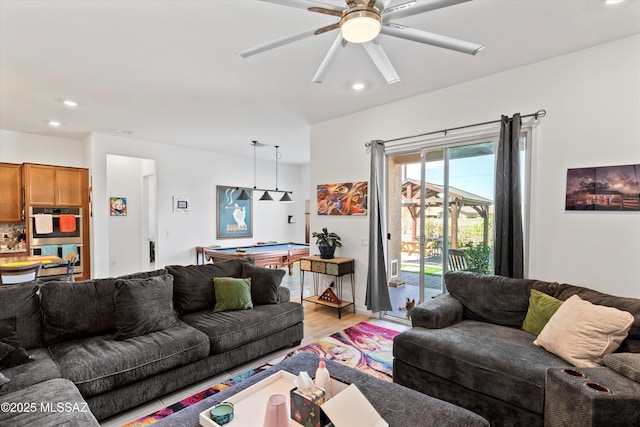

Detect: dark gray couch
[0, 258, 304, 424]
[393, 271, 640, 427]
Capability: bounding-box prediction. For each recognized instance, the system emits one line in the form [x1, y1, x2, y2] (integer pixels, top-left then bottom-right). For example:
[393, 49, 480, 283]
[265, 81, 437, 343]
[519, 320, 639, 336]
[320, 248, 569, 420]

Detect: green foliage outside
[462, 241, 492, 274]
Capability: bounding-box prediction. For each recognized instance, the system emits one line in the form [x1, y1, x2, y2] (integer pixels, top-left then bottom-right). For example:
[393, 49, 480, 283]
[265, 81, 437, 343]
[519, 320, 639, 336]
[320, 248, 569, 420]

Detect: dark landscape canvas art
[565, 164, 640, 211]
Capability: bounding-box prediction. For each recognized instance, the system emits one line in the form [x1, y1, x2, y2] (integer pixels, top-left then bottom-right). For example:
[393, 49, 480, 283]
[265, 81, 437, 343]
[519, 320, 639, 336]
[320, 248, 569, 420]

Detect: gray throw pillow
[603, 353, 640, 383]
[114, 274, 178, 340]
[242, 263, 286, 304]
[167, 259, 254, 313]
[445, 271, 536, 327]
[0, 318, 32, 369]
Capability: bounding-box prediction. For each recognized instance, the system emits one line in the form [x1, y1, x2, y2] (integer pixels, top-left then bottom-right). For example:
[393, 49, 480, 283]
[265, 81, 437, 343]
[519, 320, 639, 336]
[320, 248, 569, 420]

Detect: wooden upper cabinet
[56, 167, 85, 206]
[24, 164, 87, 207]
[0, 162, 23, 223]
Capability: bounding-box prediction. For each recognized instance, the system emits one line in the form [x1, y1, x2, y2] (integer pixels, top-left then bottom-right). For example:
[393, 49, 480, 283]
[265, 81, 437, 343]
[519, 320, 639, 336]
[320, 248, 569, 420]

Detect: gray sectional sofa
[393, 271, 640, 427]
[0, 258, 304, 425]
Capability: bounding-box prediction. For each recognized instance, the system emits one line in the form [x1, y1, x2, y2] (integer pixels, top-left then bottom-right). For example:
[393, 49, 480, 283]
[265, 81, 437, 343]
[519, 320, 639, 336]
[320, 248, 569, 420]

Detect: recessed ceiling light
[605, 0, 625, 4]
[352, 82, 366, 91]
[48, 121, 61, 127]
[63, 99, 78, 107]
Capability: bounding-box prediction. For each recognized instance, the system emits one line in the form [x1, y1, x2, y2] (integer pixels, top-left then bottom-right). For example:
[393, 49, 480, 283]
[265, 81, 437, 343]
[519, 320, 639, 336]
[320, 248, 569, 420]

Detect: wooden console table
[299, 255, 355, 319]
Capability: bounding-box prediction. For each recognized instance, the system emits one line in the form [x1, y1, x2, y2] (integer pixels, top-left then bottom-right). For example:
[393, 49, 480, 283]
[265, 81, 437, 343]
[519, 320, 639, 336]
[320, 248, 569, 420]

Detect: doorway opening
[106, 155, 157, 277]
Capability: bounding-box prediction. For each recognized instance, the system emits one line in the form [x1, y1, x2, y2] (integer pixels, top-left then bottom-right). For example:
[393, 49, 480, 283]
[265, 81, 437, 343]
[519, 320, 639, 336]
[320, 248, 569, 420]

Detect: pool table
[197, 243, 310, 274]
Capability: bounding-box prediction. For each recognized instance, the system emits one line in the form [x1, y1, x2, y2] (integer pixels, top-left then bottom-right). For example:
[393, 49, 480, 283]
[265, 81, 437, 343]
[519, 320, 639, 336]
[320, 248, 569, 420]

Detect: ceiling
[1, 0, 639, 165]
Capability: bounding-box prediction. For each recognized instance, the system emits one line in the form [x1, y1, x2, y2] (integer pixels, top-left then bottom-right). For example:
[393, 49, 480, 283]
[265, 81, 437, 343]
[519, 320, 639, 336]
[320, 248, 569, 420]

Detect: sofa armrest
[278, 286, 291, 303]
[411, 294, 464, 329]
[545, 367, 640, 426]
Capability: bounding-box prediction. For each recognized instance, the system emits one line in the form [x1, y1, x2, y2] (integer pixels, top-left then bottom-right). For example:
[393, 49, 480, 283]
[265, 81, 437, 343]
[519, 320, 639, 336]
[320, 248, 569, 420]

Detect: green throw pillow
[522, 289, 563, 336]
[213, 277, 253, 312]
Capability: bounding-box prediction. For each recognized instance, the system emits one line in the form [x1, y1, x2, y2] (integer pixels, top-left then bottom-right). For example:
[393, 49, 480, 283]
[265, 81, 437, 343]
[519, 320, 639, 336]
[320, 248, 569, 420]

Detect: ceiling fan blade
[312, 34, 347, 84]
[362, 39, 401, 84]
[308, 6, 343, 17]
[381, 23, 484, 55]
[383, 0, 470, 21]
[315, 22, 340, 36]
[259, 0, 343, 14]
[238, 25, 329, 58]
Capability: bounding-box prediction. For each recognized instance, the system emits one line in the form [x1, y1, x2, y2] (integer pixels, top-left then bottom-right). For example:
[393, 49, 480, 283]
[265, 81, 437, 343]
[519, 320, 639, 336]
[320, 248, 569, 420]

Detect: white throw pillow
[534, 294, 634, 367]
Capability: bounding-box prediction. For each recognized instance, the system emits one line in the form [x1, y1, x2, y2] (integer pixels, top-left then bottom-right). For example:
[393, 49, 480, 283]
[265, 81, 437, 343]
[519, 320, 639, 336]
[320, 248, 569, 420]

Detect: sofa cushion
[48, 321, 209, 397]
[167, 259, 254, 313]
[445, 272, 537, 327]
[181, 301, 304, 354]
[0, 318, 31, 369]
[114, 274, 178, 340]
[393, 321, 568, 415]
[213, 277, 253, 312]
[40, 269, 168, 345]
[241, 263, 285, 304]
[0, 348, 62, 396]
[534, 295, 634, 367]
[0, 378, 100, 426]
[0, 282, 42, 349]
[603, 353, 640, 383]
[522, 290, 563, 336]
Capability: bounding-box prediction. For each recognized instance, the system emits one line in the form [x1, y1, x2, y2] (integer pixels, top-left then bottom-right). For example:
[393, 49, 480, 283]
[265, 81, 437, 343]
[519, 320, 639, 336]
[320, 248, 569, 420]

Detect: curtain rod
[366, 109, 546, 146]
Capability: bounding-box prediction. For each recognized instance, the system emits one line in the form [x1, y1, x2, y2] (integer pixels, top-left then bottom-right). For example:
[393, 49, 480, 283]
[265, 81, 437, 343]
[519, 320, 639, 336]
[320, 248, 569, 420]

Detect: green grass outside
[401, 264, 442, 275]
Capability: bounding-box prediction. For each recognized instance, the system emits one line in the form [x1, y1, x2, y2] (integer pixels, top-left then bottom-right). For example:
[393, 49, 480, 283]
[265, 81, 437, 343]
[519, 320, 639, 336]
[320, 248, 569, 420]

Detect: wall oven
[28, 207, 83, 278]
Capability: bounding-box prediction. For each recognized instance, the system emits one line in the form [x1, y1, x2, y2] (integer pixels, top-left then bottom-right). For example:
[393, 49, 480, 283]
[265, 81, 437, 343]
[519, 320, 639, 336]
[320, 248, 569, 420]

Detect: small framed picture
[110, 197, 127, 216]
[173, 196, 191, 213]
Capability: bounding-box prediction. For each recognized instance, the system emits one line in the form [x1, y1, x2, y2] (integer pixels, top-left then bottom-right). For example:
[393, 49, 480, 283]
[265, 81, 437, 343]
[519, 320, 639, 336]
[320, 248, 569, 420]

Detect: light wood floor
[101, 301, 405, 426]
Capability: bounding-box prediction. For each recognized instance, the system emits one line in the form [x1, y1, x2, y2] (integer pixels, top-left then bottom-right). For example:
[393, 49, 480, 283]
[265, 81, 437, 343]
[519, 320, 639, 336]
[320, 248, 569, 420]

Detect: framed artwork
[110, 197, 127, 216]
[173, 195, 191, 213]
[317, 181, 368, 215]
[217, 186, 252, 238]
[565, 163, 640, 211]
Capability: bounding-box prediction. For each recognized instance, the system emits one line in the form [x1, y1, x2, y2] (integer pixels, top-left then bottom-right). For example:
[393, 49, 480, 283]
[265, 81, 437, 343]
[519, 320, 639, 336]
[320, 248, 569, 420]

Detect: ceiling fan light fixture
[340, 8, 381, 44]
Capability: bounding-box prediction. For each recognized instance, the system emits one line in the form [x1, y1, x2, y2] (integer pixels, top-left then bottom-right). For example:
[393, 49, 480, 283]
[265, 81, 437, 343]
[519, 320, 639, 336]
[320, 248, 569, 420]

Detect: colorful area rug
[286, 321, 400, 381]
[121, 321, 398, 426]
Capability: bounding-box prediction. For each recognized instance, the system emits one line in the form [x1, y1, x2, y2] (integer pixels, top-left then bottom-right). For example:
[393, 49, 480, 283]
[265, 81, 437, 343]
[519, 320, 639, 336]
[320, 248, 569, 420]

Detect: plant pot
[317, 242, 335, 259]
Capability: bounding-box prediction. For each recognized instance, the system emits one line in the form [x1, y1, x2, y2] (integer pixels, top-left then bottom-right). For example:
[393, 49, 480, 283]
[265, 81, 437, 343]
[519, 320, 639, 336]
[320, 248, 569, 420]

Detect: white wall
[310, 35, 640, 309]
[0, 130, 86, 167]
[106, 154, 147, 277]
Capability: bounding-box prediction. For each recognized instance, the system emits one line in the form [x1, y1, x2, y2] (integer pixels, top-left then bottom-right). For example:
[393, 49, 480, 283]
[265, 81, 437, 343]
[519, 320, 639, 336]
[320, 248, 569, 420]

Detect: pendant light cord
[253, 141, 257, 190]
[275, 145, 279, 191]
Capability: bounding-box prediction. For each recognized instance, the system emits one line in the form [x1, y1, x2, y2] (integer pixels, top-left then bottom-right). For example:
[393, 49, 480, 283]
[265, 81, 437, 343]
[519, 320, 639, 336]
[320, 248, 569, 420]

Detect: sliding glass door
[386, 138, 499, 320]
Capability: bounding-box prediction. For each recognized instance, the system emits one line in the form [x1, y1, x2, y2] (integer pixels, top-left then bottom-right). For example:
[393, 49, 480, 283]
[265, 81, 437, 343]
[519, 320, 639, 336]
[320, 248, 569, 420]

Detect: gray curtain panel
[494, 113, 524, 278]
[365, 141, 392, 312]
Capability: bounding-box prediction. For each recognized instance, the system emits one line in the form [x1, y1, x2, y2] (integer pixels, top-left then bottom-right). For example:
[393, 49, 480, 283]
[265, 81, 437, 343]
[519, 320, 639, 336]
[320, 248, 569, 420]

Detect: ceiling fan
[238, 0, 485, 84]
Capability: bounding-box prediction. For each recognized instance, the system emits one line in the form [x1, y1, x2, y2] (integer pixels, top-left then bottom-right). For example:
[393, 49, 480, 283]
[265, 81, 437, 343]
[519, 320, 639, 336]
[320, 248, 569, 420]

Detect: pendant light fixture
[236, 141, 293, 202]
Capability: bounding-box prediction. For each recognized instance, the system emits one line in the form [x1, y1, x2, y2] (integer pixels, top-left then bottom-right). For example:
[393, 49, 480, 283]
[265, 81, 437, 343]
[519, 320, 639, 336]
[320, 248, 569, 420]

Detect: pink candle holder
[263, 393, 290, 427]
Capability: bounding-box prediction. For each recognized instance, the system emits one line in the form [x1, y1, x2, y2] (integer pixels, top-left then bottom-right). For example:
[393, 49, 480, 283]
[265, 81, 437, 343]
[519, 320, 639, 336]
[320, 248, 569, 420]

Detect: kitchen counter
[0, 254, 65, 267]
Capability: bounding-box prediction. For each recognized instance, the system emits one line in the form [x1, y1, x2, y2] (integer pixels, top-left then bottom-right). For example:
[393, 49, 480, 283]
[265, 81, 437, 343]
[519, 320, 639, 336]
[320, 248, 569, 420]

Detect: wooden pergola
[402, 178, 492, 248]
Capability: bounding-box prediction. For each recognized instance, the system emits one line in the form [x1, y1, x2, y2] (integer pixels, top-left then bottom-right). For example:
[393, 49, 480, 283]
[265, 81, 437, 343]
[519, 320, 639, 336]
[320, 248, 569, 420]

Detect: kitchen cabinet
[0, 162, 23, 223]
[24, 164, 87, 207]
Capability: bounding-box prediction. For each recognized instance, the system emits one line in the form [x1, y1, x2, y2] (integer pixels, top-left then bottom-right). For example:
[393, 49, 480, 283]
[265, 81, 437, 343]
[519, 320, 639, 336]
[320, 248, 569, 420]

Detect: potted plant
[312, 227, 342, 259]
